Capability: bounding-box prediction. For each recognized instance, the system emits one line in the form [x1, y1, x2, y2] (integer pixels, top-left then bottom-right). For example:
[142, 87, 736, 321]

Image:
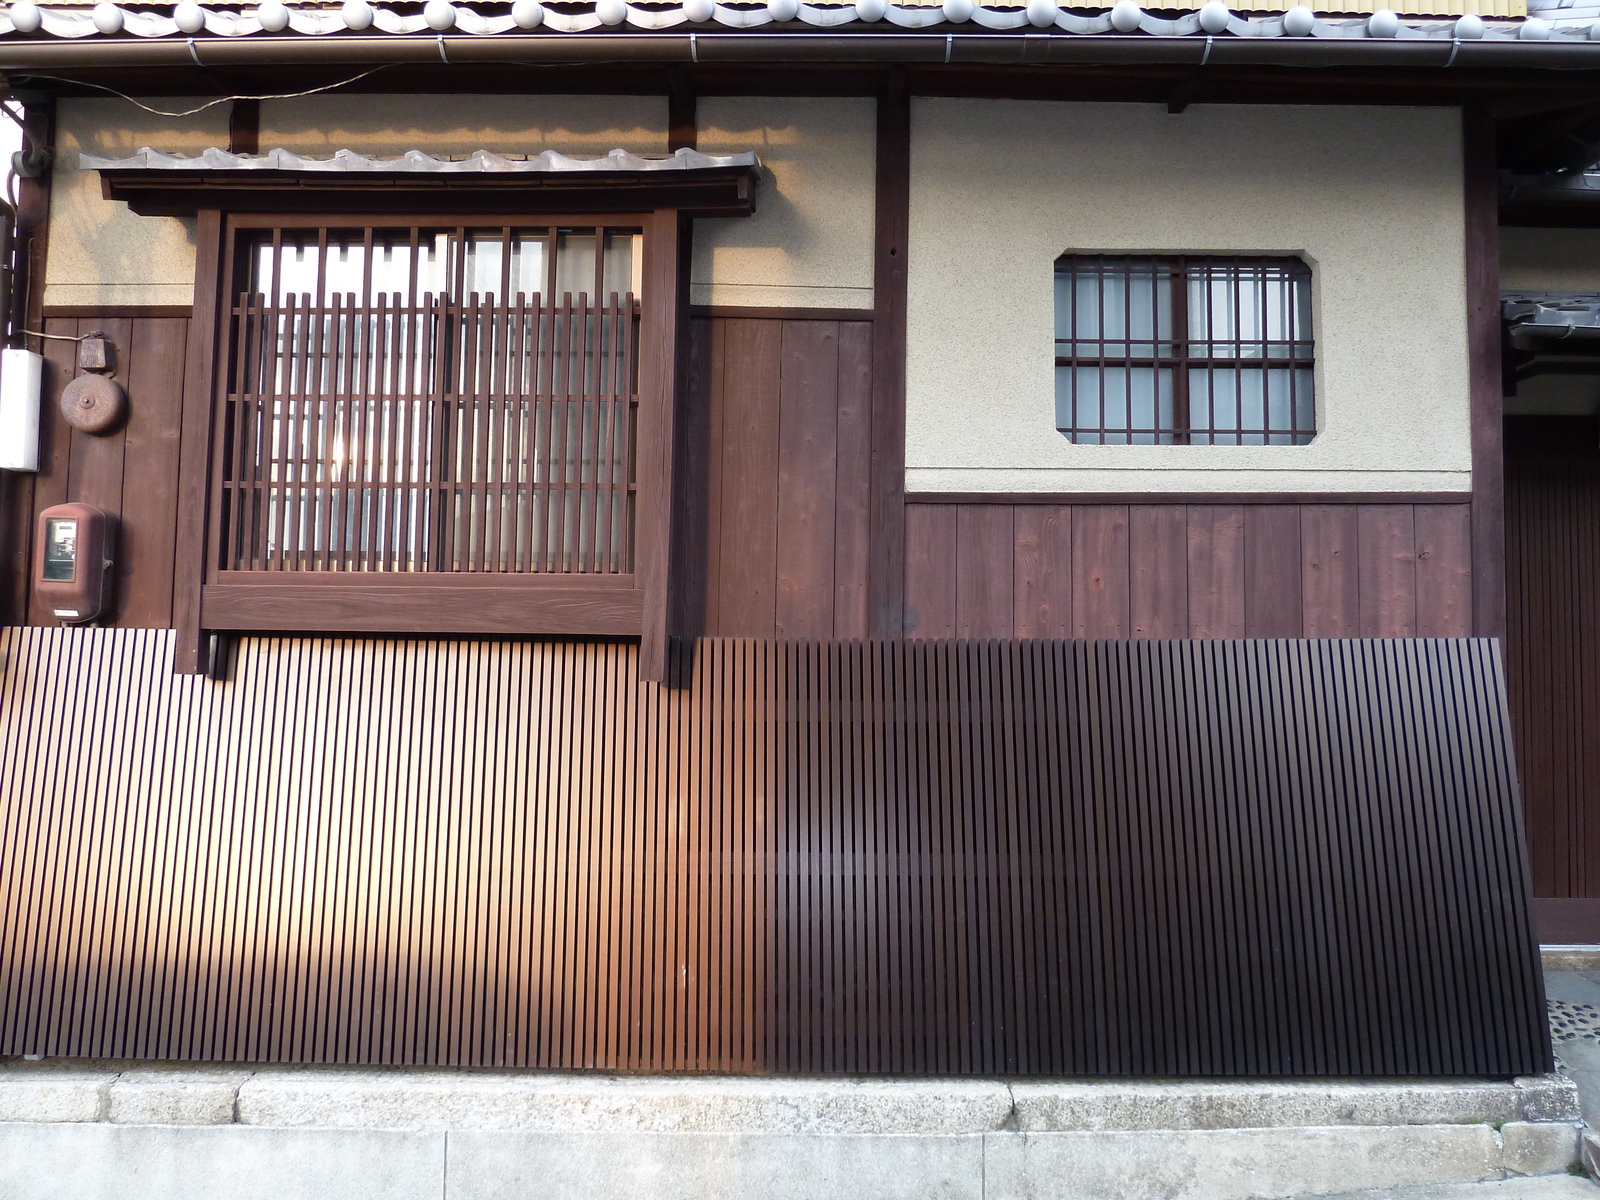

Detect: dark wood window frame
[1054, 254, 1317, 446]
[97, 164, 759, 679]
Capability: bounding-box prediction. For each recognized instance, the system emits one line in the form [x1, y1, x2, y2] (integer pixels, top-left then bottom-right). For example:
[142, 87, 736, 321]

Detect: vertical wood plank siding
[1504, 417, 1600, 904]
[906, 502, 1473, 641]
[0, 627, 1548, 1076]
[4, 316, 192, 629]
[692, 315, 874, 639]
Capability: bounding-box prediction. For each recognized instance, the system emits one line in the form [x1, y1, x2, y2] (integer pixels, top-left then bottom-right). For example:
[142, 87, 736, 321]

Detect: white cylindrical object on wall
[0, 348, 43, 472]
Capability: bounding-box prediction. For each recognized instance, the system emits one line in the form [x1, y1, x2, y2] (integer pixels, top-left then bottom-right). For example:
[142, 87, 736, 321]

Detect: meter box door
[34, 503, 114, 624]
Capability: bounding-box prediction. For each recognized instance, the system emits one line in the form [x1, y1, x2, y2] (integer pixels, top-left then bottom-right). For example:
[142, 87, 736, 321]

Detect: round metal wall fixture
[60, 374, 127, 435]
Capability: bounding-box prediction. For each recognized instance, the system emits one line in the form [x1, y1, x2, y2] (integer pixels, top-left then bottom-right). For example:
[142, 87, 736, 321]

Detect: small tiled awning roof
[80, 146, 760, 174]
[81, 145, 764, 216]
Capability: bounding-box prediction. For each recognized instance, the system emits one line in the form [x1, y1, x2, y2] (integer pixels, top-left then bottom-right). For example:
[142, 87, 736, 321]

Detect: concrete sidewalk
[1314, 1177, 1599, 1199]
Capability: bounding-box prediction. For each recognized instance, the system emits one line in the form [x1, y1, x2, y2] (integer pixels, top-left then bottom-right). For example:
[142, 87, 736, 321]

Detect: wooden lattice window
[1054, 255, 1316, 445]
[215, 220, 643, 577]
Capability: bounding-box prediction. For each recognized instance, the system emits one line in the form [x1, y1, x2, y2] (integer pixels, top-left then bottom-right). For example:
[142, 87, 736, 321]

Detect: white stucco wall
[46, 93, 872, 313]
[45, 98, 227, 309]
[692, 97, 876, 310]
[906, 99, 1471, 494]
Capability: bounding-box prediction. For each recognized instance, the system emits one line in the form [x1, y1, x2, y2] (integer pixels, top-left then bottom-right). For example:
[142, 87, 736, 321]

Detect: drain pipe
[2, 30, 1600, 71]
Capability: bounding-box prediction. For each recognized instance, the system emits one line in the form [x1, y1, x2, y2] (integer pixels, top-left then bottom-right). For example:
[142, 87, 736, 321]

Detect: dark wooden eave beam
[96, 166, 759, 218]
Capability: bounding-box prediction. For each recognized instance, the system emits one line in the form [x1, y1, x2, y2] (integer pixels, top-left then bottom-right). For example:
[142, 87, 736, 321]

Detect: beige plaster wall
[1500, 226, 1600, 291]
[45, 98, 227, 309]
[906, 99, 1472, 494]
[47, 93, 872, 313]
[47, 94, 666, 308]
[256, 93, 667, 158]
[692, 97, 876, 310]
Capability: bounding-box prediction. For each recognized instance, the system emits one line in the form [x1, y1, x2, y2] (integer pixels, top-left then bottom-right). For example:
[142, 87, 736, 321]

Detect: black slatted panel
[0, 629, 1549, 1075]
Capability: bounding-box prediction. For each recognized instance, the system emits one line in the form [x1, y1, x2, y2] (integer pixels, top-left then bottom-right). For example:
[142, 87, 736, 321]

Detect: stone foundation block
[108, 1071, 251, 1126]
[1500, 1121, 1582, 1176]
[981, 1124, 1501, 1200]
[0, 1072, 114, 1123]
[1582, 1128, 1600, 1178]
[238, 1071, 1013, 1134]
[1009, 1081, 1522, 1132]
[1514, 1075, 1583, 1124]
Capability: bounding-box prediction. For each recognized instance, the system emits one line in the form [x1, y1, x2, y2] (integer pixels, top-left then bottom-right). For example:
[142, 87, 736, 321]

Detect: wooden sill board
[202, 580, 643, 636]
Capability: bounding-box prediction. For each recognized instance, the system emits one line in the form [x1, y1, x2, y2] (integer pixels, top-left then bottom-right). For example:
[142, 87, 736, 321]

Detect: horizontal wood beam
[906, 491, 1475, 506]
[202, 582, 644, 635]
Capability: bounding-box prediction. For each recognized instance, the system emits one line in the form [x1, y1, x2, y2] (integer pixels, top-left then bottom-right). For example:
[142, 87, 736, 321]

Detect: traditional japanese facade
[0, 0, 1595, 1110]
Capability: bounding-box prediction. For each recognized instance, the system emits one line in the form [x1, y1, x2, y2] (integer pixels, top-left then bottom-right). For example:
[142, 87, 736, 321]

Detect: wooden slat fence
[0, 627, 1548, 1076]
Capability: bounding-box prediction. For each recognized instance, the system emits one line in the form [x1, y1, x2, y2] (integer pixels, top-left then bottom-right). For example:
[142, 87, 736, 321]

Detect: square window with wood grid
[216, 220, 643, 580]
[1055, 255, 1316, 445]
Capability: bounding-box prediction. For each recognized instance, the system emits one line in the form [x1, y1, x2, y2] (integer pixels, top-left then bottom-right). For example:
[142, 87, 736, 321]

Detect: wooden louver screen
[215, 222, 642, 576]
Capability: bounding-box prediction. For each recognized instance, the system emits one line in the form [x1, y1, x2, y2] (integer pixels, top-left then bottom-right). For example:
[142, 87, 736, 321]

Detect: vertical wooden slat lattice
[218, 224, 639, 578]
[0, 629, 1549, 1075]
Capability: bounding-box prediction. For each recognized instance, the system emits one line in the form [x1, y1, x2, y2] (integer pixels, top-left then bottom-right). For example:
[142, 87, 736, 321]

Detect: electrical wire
[6, 66, 387, 117]
[21, 328, 99, 341]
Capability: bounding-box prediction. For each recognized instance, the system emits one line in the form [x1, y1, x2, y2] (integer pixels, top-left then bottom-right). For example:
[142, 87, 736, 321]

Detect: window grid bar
[1055, 254, 1315, 446]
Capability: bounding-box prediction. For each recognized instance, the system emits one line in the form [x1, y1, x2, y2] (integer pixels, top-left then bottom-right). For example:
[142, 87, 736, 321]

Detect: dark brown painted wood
[1012, 505, 1071, 639]
[1244, 505, 1303, 637]
[709, 318, 782, 636]
[903, 504, 956, 638]
[1187, 505, 1246, 638]
[955, 505, 1013, 637]
[41, 305, 193, 319]
[833, 322, 873, 639]
[0, 101, 54, 625]
[22, 325, 76, 626]
[1302, 505, 1361, 638]
[64, 317, 133, 526]
[1414, 505, 1473, 638]
[1465, 104, 1505, 642]
[907, 492, 1475, 506]
[1072, 506, 1130, 638]
[691, 306, 874, 323]
[1129, 504, 1187, 638]
[100, 169, 759, 220]
[678, 314, 716, 643]
[868, 70, 909, 639]
[14, 100, 53, 352]
[904, 500, 1471, 644]
[1504, 416, 1600, 910]
[638, 209, 686, 681]
[173, 209, 226, 673]
[201, 581, 644, 634]
[1358, 505, 1418, 637]
[775, 321, 840, 638]
[667, 72, 696, 153]
[0, 629, 1550, 1077]
[228, 98, 260, 155]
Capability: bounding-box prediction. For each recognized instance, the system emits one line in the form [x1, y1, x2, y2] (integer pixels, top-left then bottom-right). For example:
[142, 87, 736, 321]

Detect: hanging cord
[20, 329, 99, 342]
[5, 67, 386, 118]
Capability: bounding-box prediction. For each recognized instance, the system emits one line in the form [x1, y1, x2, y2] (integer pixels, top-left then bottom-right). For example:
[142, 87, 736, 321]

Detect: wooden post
[173, 209, 226, 674]
[638, 208, 689, 683]
[0, 98, 54, 625]
[667, 71, 697, 154]
[1464, 105, 1505, 642]
[869, 69, 910, 638]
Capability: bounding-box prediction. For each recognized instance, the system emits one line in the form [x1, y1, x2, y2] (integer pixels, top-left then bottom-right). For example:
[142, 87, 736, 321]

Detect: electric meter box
[34, 503, 114, 624]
